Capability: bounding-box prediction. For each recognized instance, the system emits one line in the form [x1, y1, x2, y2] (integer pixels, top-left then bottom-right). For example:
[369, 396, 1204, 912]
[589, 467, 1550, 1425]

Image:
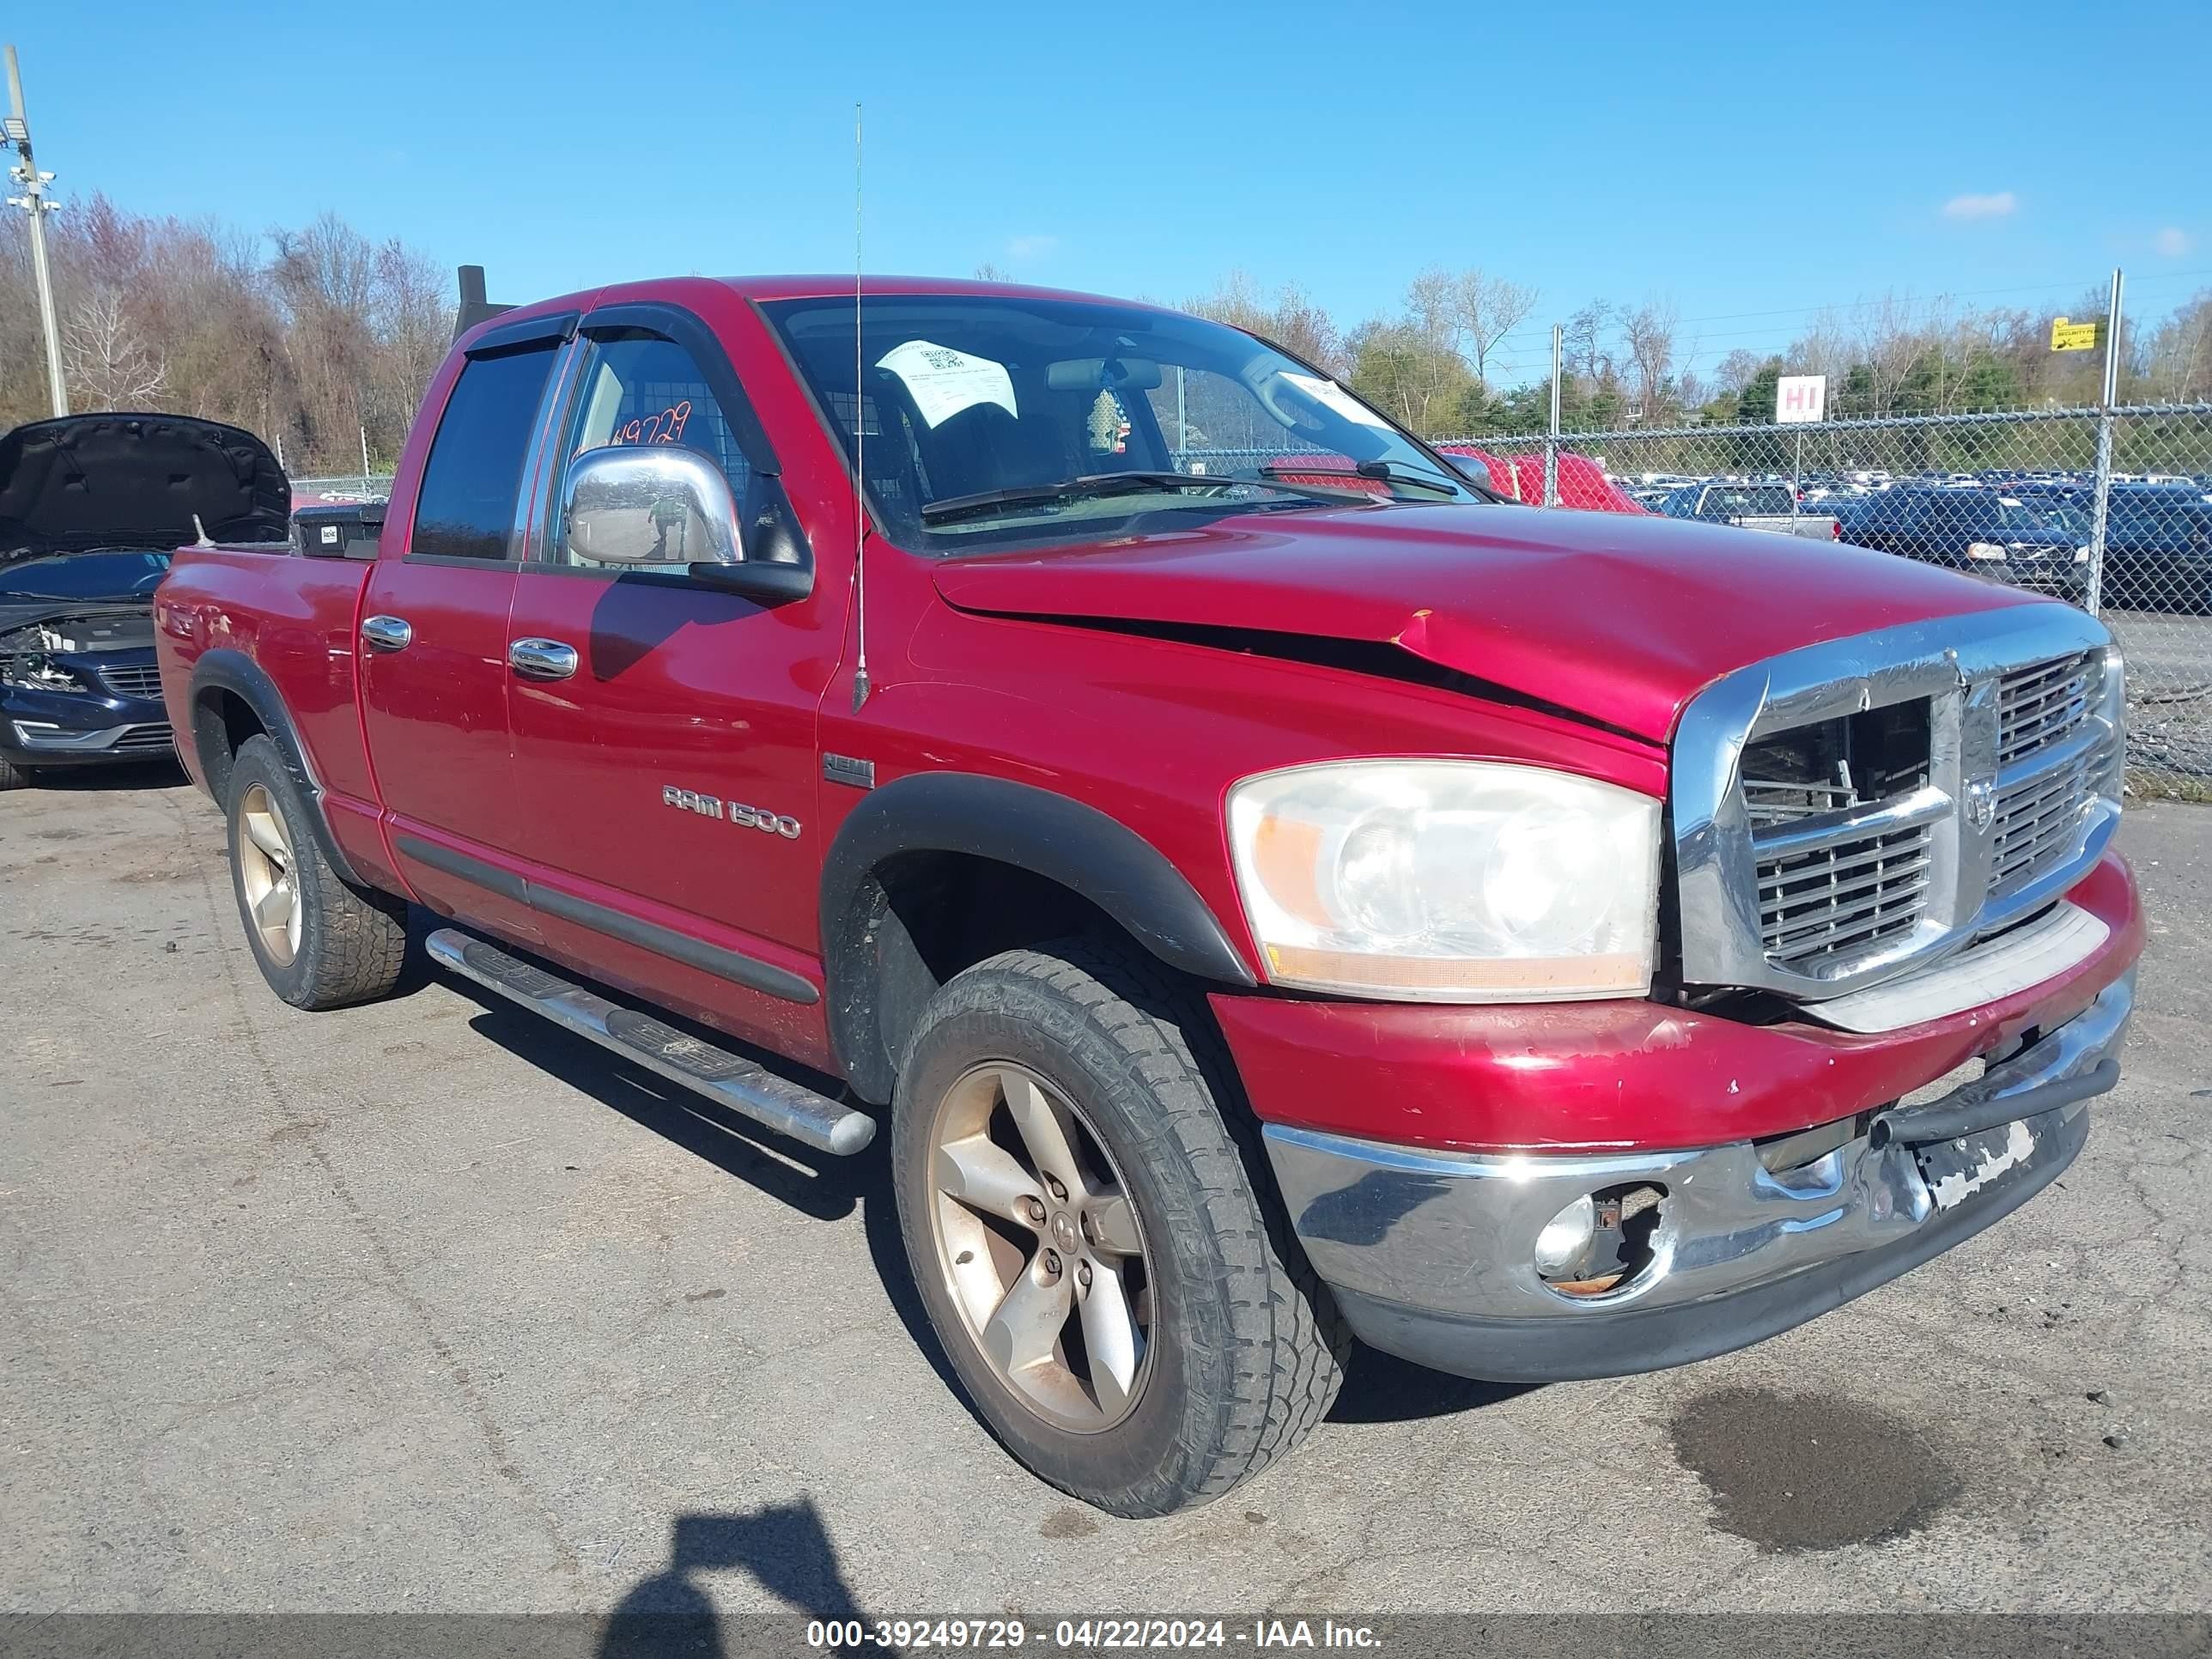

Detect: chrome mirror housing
[562, 446, 741, 568]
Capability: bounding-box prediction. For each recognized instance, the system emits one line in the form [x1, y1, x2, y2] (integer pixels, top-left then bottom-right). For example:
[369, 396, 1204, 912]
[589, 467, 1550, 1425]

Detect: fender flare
[186, 649, 367, 889]
[818, 772, 1256, 1099]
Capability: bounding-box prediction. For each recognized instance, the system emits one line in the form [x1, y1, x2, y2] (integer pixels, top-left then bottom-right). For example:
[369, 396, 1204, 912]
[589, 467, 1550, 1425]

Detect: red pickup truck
[155, 276, 2142, 1517]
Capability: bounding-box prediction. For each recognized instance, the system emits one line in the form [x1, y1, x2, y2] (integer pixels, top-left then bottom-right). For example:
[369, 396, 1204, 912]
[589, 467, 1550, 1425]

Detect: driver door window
[556, 334, 754, 571]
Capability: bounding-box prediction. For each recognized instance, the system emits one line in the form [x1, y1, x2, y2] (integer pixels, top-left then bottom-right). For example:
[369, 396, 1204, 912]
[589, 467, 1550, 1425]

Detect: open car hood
[0, 413, 289, 556]
[929, 503, 2040, 744]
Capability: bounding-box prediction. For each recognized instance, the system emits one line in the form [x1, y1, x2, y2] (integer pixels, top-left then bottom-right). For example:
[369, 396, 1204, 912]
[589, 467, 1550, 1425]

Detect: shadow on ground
[599, 1499, 871, 1656]
[439, 945, 1536, 1446]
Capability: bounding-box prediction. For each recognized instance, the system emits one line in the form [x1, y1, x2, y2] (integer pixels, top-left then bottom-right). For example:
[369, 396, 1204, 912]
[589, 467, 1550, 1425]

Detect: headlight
[2075, 545, 2092, 564]
[1966, 541, 2008, 561]
[1225, 760, 1661, 1001]
[1, 655, 84, 693]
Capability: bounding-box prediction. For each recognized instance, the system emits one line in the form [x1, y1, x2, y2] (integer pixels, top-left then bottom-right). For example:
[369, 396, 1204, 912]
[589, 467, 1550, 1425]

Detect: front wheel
[0, 755, 39, 791]
[891, 939, 1346, 1516]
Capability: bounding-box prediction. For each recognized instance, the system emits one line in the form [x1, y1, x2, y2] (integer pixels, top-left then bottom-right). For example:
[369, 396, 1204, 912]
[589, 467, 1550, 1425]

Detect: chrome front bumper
[1263, 970, 2135, 1382]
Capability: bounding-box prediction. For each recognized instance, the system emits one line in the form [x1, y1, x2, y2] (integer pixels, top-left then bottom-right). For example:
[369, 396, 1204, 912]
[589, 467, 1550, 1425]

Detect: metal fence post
[2085, 268, 2124, 617]
[1544, 324, 1562, 507]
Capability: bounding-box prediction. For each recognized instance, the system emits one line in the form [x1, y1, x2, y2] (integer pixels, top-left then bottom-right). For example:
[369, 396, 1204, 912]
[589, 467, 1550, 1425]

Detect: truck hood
[0, 412, 289, 556]
[930, 503, 2039, 744]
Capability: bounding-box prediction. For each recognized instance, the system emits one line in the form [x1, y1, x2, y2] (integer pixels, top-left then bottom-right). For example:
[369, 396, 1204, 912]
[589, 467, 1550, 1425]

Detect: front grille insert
[1744, 699, 1936, 972]
[99, 663, 165, 699]
[1996, 653, 2093, 769]
[1991, 748, 2094, 893]
[1759, 823, 1934, 963]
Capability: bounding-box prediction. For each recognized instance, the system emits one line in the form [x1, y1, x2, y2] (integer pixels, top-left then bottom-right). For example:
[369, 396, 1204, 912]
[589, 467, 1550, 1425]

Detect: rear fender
[186, 648, 371, 890]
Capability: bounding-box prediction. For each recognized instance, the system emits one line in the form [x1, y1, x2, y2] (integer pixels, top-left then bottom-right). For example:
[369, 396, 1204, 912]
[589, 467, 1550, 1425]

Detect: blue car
[0, 413, 289, 789]
[2004, 481, 2212, 612]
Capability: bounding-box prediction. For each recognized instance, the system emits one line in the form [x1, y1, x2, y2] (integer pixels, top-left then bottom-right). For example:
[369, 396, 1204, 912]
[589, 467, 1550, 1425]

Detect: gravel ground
[2109, 609, 2212, 791]
[3, 766, 2209, 1624]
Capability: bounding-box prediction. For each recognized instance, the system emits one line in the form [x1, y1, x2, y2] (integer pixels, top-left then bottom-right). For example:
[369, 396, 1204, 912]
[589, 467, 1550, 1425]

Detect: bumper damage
[0, 649, 173, 771]
[1264, 970, 2134, 1383]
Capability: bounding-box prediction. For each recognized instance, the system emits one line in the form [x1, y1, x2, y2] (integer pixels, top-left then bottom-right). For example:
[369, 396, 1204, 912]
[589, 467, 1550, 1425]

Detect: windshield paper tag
[1281, 373, 1389, 428]
[876, 340, 1018, 429]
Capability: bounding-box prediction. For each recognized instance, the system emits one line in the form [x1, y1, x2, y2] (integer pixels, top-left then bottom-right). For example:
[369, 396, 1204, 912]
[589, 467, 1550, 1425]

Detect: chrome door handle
[507, 637, 580, 680]
[361, 615, 412, 651]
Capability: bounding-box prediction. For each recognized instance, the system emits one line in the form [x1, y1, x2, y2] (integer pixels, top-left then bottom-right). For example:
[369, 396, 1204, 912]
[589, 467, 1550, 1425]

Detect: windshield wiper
[1259, 459, 1465, 497]
[920, 471, 1369, 525]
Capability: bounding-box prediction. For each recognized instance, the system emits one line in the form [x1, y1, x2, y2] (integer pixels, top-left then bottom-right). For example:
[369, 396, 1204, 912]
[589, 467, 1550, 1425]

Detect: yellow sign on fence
[2050, 317, 2101, 352]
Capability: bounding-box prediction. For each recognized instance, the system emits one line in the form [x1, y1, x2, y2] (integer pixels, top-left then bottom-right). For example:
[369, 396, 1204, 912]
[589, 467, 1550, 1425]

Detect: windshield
[1994, 498, 2090, 539]
[764, 293, 1481, 551]
[0, 549, 171, 602]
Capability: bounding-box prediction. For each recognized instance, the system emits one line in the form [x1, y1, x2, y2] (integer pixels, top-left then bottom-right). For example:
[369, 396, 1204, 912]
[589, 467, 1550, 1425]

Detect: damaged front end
[0, 608, 174, 774]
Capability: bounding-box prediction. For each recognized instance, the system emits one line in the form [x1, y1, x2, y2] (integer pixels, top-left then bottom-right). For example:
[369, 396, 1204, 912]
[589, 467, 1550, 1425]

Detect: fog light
[1533, 1194, 1597, 1277]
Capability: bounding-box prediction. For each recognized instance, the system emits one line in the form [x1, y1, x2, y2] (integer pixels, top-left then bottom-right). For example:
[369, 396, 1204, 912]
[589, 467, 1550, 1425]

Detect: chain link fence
[289, 473, 395, 503]
[283, 419, 2212, 798]
[1446, 404, 2212, 799]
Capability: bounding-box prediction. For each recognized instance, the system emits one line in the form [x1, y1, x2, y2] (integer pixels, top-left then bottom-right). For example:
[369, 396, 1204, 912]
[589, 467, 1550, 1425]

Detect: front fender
[818, 771, 1255, 1098]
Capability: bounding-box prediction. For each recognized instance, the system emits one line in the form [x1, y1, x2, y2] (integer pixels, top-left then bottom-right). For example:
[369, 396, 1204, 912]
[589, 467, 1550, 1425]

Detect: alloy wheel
[235, 782, 303, 966]
[925, 1061, 1155, 1433]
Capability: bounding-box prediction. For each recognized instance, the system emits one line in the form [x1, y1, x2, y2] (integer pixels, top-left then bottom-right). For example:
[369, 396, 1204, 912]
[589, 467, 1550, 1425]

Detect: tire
[225, 734, 407, 1010]
[891, 937, 1346, 1516]
[0, 755, 38, 791]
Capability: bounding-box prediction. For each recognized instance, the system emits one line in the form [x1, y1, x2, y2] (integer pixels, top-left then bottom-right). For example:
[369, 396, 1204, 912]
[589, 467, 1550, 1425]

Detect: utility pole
[2085, 268, 2124, 617]
[1544, 323, 1563, 507]
[5, 45, 68, 417]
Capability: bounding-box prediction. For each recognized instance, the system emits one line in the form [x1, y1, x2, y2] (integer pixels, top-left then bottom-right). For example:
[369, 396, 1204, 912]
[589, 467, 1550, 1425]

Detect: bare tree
[1450, 270, 1540, 385]
[1564, 301, 1613, 381]
[2145, 291, 2212, 401]
[1186, 269, 1346, 374]
[1853, 292, 1929, 416]
[1711, 349, 1765, 397]
[1618, 299, 1679, 421]
[61, 287, 168, 408]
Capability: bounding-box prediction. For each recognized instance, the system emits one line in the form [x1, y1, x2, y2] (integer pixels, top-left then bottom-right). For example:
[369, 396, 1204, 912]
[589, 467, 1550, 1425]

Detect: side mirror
[561, 446, 812, 605]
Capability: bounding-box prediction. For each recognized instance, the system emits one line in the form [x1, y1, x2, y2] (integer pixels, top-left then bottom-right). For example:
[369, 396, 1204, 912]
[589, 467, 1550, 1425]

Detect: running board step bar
[425, 928, 875, 1156]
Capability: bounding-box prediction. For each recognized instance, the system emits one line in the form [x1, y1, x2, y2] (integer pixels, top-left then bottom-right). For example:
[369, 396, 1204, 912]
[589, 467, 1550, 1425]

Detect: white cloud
[1006, 234, 1060, 261]
[1942, 191, 2017, 220]
[2154, 226, 2192, 258]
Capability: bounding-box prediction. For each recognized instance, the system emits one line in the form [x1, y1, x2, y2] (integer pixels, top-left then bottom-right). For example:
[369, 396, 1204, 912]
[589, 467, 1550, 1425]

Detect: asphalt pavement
[3, 767, 2208, 1621]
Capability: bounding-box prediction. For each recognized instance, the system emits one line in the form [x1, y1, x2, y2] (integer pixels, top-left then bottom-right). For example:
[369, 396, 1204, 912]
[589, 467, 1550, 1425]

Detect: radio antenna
[849, 100, 871, 712]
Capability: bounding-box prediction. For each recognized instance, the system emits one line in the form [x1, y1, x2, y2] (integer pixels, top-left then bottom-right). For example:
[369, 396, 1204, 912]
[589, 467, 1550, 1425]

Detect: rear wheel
[891, 939, 1346, 1516]
[225, 734, 407, 1009]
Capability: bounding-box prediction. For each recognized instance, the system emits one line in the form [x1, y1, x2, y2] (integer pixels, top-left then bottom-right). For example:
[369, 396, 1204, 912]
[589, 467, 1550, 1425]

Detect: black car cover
[0, 412, 289, 556]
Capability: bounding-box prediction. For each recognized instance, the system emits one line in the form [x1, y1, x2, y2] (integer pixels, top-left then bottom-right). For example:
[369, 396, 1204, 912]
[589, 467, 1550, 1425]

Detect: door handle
[507, 637, 580, 680]
[361, 615, 412, 651]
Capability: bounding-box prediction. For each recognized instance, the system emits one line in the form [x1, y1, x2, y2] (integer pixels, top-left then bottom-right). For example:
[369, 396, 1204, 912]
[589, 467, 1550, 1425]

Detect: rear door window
[411, 341, 562, 560]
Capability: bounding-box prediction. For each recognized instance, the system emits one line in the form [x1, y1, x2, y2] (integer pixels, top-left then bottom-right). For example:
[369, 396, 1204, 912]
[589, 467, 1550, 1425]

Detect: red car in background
[1438, 445, 1651, 513]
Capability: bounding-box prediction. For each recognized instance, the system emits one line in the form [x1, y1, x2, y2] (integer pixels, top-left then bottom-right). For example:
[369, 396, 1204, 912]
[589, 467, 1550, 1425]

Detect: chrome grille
[99, 663, 165, 699]
[1759, 823, 1934, 962]
[1996, 653, 2093, 768]
[1671, 608, 2122, 1000]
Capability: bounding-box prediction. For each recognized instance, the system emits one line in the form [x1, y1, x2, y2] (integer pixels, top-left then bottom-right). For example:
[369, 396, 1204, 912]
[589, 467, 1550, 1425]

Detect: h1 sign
[1776, 374, 1827, 424]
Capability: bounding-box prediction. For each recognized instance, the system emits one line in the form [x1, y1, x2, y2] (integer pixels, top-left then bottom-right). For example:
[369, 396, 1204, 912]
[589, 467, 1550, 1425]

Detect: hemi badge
[823, 753, 876, 790]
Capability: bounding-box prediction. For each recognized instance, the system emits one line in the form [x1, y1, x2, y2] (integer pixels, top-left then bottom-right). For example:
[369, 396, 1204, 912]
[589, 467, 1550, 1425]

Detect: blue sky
[16, 0, 2210, 386]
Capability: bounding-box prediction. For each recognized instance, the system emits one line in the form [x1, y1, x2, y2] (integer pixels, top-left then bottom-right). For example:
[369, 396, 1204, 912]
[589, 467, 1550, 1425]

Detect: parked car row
[1595, 462, 2212, 612]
